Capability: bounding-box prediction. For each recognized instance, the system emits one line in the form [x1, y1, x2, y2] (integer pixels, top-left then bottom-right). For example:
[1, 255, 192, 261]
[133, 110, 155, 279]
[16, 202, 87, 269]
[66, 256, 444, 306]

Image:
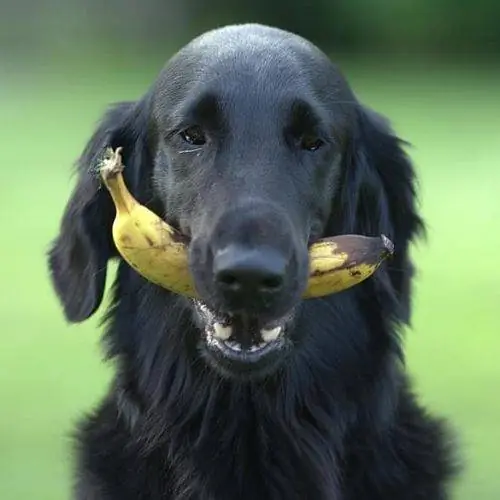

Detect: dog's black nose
[213, 245, 287, 308]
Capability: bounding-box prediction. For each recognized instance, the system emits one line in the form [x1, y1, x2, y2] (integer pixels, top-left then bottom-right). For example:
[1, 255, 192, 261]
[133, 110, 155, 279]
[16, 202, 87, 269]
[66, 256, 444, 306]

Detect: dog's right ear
[48, 101, 148, 323]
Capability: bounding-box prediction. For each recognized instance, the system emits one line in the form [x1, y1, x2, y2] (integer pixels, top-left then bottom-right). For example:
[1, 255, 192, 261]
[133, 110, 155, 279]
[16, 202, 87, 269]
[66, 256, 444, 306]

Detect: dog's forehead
[152, 24, 354, 117]
[172, 23, 324, 77]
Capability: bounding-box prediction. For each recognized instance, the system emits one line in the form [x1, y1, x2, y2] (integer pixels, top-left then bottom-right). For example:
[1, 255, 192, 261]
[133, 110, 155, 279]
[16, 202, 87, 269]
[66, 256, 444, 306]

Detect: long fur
[48, 25, 458, 500]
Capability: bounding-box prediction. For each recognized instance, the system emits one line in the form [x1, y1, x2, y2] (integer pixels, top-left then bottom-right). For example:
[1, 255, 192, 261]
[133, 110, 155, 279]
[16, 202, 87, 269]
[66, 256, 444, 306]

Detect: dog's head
[48, 24, 423, 380]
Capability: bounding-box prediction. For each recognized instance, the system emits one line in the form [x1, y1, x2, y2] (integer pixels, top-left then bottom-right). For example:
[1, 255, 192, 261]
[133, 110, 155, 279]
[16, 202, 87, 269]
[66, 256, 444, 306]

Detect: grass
[0, 56, 499, 499]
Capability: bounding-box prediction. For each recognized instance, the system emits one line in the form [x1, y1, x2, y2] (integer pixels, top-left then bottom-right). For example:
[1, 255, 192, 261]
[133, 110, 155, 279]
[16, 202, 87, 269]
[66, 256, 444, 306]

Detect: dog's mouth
[193, 300, 293, 378]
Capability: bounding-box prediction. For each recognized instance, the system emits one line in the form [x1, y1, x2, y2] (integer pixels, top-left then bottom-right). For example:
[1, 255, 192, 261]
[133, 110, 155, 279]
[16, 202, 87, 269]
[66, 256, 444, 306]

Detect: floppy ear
[48, 100, 150, 323]
[332, 105, 425, 324]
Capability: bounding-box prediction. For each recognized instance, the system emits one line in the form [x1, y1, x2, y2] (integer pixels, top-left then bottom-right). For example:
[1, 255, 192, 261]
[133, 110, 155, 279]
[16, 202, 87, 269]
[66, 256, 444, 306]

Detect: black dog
[48, 24, 458, 499]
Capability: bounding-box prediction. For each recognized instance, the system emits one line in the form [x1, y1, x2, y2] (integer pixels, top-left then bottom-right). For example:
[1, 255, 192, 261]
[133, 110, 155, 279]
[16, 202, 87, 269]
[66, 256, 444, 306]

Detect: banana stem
[99, 147, 136, 214]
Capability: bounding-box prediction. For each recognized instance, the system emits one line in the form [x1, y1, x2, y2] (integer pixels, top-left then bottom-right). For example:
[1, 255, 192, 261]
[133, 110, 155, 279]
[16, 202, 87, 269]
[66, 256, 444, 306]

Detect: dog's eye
[300, 134, 324, 152]
[180, 126, 206, 146]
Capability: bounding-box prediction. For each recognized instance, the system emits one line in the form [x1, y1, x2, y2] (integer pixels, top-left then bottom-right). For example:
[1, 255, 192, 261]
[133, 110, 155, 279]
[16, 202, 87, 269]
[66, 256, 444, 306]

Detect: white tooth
[261, 326, 282, 342]
[213, 322, 232, 340]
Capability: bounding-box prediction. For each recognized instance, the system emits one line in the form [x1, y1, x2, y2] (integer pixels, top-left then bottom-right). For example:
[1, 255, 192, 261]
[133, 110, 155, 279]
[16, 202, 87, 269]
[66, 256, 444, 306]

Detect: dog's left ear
[333, 105, 425, 323]
[48, 99, 152, 323]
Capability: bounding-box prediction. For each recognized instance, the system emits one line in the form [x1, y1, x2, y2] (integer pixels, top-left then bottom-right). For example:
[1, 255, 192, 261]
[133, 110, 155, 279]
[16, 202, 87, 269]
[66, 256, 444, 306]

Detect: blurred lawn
[0, 56, 499, 499]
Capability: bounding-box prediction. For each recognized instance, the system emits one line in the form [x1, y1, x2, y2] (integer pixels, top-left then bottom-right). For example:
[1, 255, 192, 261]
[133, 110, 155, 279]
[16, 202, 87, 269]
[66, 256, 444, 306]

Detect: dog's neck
[114, 359, 347, 498]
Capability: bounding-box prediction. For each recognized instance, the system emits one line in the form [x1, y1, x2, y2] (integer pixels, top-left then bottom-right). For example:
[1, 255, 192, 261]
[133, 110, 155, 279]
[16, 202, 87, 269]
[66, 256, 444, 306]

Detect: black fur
[48, 24, 458, 499]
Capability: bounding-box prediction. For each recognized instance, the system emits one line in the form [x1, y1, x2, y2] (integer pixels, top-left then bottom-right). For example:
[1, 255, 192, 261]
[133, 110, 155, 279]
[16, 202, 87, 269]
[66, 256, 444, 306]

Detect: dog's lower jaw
[193, 299, 294, 380]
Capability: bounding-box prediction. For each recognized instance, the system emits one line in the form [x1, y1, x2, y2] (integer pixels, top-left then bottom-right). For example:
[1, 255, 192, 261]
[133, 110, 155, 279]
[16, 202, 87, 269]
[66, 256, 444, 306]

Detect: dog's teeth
[261, 326, 282, 342]
[213, 322, 232, 340]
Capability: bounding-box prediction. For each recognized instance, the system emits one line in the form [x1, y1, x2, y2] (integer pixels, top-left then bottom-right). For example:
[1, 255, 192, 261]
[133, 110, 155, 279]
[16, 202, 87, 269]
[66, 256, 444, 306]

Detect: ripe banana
[99, 147, 196, 297]
[303, 233, 394, 298]
[99, 148, 394, 299]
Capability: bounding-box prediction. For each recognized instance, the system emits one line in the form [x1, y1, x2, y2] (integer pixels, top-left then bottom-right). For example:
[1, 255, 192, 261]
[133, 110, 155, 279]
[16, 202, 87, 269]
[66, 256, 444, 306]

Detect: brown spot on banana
[99, 148, 394, 299]
[120, 235, 132, 245]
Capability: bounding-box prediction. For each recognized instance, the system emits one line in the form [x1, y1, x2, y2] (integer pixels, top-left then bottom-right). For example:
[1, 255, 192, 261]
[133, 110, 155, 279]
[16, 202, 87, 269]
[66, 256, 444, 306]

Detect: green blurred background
[0, 1, 499, 498]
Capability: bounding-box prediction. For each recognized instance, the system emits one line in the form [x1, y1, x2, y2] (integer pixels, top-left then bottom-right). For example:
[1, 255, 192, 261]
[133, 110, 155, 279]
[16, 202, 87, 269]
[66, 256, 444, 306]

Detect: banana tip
[100, 147, 124, 180]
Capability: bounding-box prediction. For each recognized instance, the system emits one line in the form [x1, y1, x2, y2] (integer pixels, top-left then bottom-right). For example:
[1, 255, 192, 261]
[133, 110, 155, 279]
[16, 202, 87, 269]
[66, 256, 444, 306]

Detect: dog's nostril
[261, 276, 283, 291]
[216, 272, 242, 290]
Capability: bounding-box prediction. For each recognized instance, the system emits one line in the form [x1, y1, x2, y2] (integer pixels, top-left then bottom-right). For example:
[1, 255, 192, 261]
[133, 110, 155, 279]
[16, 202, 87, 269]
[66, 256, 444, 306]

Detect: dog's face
[48, 24, 421, 382]
[148, 26, 357, 378]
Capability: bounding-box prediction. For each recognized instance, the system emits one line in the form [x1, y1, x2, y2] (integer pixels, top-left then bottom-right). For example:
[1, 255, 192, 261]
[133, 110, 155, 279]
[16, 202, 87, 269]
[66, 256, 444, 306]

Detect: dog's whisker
[178, 148, 204, 154]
